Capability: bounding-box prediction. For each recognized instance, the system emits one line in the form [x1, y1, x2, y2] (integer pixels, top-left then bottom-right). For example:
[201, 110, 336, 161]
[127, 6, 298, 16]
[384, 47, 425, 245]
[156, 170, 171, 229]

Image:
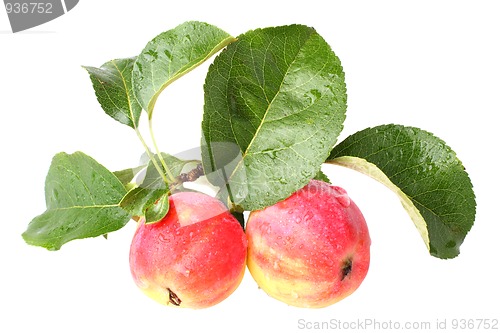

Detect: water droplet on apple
[159, 233, 170, 243]
[303, 211, 314, 222]
[332, 186, 351, 207]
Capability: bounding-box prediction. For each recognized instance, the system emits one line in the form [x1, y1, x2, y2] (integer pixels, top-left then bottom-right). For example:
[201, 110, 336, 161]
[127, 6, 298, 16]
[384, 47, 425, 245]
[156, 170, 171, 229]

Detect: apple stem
[229, 210, 246, 230]
[177, 163, 204, 183]
[169, 163, 204, 192]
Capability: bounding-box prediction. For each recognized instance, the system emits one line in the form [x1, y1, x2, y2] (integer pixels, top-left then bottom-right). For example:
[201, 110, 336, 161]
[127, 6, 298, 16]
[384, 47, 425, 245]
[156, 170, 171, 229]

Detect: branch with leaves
[23, 21, 475, 259]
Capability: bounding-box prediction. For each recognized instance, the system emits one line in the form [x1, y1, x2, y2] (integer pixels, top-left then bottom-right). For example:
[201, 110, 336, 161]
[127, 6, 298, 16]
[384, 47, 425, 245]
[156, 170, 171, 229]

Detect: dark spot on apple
[167, 288, 182, 306]
[341, 258, 352, 281]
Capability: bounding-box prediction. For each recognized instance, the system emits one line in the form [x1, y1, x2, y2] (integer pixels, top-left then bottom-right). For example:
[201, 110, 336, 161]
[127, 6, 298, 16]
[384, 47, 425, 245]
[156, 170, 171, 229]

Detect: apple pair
[129, 180, 371, 308]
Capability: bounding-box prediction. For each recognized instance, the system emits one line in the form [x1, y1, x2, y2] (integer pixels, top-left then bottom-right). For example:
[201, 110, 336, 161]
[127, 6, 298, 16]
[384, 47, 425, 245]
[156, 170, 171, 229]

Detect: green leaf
[22, 152, 131, 250]
[144, 193, 170, 224]
[119, 159, 169, 223]
[84, 57, 142, 128]
[314, 169, 331, 184]
[132, 21, 236, 116]
[119, 153, 198, 223]
[327, 124, 476, 259]
[202, 24, 347, 211]
[113, 165, 146, 187]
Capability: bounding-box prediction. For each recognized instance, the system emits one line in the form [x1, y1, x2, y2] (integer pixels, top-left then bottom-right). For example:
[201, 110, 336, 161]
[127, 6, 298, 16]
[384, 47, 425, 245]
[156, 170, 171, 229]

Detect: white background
[1, 1, 499, 332]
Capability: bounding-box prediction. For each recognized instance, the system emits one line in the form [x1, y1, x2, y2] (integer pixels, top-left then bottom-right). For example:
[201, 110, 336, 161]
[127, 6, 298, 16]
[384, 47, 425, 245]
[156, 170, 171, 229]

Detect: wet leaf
[202, 24, 347, 211]
[84, 58, 142, 128]
[114, 165, 146, 187]
[22, 152, 131, 250]
[132, 21, 236, 117]
[119, 153, 198, 224]
[327, 124, 476, 259]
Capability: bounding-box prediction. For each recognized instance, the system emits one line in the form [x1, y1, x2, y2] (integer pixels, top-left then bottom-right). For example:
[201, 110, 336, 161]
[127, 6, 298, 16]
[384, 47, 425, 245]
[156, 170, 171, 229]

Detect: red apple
[246, 179, 370, 308]
[129, 191, 247, 309]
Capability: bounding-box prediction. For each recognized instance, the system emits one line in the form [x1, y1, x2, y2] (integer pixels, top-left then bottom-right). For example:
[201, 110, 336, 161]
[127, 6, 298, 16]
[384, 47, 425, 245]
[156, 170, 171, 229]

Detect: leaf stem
[134, 128, 170, 185]
[148, 117, 176, 184]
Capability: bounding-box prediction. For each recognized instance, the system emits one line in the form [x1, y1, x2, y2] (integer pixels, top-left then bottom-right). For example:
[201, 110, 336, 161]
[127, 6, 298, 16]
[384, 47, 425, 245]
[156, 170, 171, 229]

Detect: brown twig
[169, 163, 204, 191]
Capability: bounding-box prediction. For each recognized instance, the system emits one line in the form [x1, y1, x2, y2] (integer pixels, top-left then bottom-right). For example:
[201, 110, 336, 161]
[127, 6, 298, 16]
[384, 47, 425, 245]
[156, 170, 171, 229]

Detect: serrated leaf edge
[83, 57, 141, 129]
[134, 31, 237, 116]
